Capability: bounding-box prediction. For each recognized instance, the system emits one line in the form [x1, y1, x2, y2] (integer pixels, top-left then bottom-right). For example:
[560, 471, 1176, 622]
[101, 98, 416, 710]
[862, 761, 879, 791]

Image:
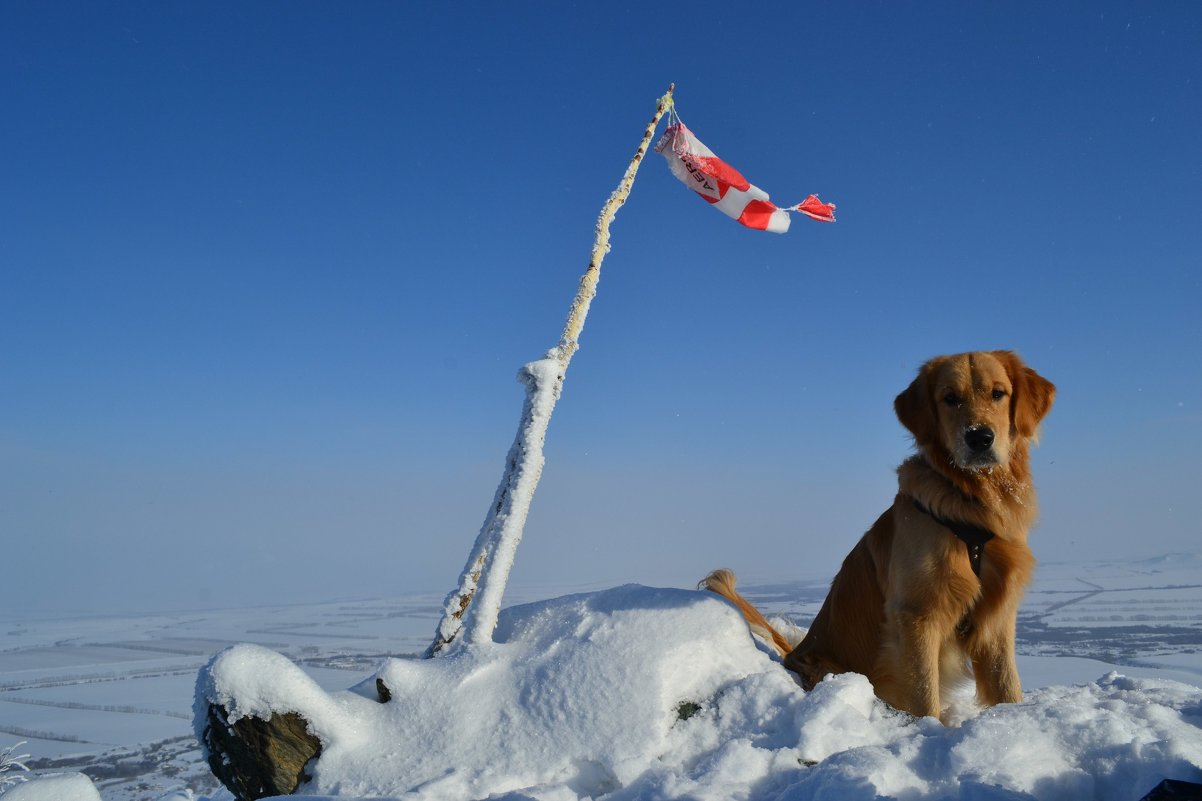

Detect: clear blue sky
[3, 3, 1200, 617]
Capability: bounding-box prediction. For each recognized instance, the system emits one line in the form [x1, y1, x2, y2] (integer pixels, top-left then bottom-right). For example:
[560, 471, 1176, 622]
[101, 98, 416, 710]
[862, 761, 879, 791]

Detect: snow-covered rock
[195, 584, 1202, 801]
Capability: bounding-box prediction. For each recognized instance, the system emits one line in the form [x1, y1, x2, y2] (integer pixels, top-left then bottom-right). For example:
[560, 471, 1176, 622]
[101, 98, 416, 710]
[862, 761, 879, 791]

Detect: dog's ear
[894, 361, 938, 445]
[993, 350, 1055, 438]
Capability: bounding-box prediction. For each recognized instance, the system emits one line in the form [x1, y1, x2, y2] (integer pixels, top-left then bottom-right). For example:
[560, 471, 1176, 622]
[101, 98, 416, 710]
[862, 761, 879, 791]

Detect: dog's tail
[700, 569, 793, 658]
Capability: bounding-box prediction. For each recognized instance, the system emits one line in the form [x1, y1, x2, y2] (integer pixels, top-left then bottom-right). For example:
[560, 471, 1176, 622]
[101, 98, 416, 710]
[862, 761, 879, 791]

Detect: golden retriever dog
[704, 351, 1055, 722]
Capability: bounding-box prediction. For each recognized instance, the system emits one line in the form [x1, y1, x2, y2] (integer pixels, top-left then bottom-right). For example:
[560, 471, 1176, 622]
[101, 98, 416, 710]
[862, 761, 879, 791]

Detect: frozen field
[1, 555, 1199, 800]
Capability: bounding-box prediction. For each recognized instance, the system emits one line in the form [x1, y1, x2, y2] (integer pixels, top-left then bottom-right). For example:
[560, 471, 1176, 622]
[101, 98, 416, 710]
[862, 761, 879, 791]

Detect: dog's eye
[992, 389, 1006, 401]
[943, 392, 961, 407]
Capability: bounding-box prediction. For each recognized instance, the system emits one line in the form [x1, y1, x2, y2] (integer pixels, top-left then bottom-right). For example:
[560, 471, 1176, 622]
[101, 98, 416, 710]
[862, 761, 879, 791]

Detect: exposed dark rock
[1139, 779, 1202, 801]
[201, 703, 322, 801]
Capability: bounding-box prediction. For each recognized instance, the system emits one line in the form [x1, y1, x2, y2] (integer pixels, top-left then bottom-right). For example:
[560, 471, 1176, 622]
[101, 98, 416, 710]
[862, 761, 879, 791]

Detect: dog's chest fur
[893, 456, 1037, 636]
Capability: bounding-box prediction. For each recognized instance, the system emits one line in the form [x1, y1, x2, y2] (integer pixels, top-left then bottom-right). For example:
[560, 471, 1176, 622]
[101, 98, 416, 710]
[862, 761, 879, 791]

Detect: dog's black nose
[964, 426, 995, 453]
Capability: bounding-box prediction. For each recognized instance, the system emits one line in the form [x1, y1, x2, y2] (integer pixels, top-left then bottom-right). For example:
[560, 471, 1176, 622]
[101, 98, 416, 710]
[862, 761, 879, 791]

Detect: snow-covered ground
[1, 555, 1200, 800]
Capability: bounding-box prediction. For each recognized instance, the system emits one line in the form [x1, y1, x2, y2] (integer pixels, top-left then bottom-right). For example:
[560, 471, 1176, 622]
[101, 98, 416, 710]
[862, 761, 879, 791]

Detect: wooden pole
[425, 85, 675, 657]
[554, 84, 675, 367]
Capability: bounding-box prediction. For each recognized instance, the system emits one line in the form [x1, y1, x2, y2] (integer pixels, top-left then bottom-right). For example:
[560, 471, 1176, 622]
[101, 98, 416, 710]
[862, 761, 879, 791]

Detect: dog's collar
[911, 499, 995, 578]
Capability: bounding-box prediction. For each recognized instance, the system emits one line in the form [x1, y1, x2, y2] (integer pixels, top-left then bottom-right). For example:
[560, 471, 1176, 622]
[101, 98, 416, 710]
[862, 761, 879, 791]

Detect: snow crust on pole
[426, 85, 675, 656]
[426, 358, 562, 654]
[459, 358, 560, 646]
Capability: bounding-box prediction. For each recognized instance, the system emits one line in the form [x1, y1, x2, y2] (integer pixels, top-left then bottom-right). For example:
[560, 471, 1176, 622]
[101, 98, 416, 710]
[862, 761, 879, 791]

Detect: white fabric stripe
[764, 209, 791, 233]
[712, 183, 769, 220]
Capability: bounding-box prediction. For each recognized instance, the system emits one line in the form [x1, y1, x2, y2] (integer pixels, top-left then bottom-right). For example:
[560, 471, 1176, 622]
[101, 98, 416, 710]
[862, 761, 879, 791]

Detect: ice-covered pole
[426, 84, 675, 656]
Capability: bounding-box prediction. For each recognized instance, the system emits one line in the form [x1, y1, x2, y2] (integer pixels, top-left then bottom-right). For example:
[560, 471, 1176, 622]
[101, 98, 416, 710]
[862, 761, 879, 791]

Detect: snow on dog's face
[894, 351, 1055, 472]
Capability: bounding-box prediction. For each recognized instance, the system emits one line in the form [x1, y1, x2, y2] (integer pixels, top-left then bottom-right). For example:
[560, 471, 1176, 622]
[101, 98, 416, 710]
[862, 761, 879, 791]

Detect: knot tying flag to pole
[654, 103, 836, 233]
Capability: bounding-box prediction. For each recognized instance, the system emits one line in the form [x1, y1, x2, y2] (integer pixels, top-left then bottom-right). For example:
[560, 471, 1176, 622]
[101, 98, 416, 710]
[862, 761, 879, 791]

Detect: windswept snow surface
[198, 585, 1202, 801]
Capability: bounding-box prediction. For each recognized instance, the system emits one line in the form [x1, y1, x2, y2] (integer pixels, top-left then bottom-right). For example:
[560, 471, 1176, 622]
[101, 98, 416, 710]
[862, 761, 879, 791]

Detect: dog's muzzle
[960, 425, 999, 468]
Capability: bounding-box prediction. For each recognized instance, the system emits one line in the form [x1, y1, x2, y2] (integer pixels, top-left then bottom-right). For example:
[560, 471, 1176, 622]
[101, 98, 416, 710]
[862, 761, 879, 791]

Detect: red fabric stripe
[700, 182, 732, 204]
[688, 155, 752, 192]
[737, 199, 780, 230]
[796, 194, 836, 223]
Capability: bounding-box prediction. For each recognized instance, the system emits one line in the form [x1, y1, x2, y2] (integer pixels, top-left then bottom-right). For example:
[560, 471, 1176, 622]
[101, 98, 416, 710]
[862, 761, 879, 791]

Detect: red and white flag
[654, 121, 835, 233]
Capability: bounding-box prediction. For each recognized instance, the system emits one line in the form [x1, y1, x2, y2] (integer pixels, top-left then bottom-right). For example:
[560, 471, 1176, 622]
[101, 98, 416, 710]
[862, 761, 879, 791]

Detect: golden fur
[703, 351, 1055, 722]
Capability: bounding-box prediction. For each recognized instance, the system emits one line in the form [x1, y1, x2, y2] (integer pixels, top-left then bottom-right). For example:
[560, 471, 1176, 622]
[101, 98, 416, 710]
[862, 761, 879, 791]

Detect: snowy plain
[1, 554, 1200, 801]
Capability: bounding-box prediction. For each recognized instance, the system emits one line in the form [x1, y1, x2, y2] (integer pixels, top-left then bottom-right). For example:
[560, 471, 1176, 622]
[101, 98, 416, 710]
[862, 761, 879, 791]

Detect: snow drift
[0, 772, 101, 801]
[196, 584, 1202, 801]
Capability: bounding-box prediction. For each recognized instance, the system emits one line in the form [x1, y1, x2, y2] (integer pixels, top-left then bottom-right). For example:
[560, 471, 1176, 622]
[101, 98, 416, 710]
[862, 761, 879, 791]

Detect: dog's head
[894, 351, 1055, 471]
